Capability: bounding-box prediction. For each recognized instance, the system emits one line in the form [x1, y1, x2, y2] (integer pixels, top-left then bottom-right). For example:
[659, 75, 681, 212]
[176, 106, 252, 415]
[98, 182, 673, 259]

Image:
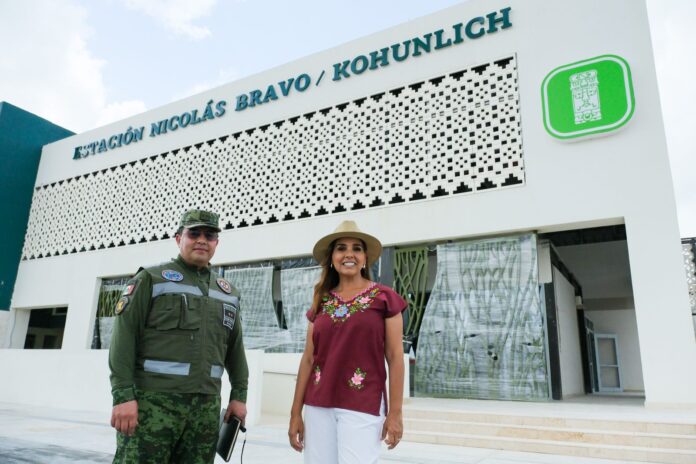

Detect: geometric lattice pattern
[415, 234, 549, 400]
[682, 240, 696, 314]
[22, 56, 523, 260]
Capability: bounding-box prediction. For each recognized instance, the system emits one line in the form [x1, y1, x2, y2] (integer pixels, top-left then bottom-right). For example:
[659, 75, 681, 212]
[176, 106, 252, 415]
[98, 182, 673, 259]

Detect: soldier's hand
[111, 400, 139, 436]
[225, 399, 247, 427]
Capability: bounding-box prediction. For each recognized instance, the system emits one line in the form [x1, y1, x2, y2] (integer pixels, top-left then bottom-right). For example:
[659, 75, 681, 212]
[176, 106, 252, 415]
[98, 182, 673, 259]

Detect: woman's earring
[330, 263, 333, 269]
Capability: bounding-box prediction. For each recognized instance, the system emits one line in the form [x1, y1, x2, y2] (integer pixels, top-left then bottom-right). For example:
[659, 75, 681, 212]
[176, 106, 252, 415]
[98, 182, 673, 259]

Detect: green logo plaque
[542, 55, 635, 140]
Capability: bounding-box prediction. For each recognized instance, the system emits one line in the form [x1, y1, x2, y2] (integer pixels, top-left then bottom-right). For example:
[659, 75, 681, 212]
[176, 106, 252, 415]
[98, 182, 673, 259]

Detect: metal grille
[415, 234, 549, 400]
[682, 239, 696, 314]
[394, 246, 429, 342]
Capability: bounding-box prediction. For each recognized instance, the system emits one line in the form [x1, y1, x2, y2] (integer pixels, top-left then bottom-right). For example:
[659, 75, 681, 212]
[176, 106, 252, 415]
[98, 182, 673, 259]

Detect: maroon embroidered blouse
[303, 283, 407, 416]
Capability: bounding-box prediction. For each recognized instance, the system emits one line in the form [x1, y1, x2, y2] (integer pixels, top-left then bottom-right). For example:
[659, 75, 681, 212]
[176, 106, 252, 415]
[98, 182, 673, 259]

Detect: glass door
[584, 317, 599, 392]
[594, 333, 622, 392]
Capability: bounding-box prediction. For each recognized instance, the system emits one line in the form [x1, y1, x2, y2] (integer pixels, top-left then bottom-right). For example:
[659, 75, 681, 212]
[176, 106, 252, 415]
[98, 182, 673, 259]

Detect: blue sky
[1, 0, 694, 236]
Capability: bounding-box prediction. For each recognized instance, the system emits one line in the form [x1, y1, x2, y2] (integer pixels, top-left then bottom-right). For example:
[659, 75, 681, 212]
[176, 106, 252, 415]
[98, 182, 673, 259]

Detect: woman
[288, 220, 407, 464]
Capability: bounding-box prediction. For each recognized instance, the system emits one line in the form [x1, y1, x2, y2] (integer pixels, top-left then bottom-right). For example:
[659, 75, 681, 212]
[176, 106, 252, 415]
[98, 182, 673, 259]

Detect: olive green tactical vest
[133, 259, 241, 395]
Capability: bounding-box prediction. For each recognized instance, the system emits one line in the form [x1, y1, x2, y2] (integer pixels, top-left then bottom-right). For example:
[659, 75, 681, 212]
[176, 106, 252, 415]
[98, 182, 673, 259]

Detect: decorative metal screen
[224, 267, 290, 350]
[394, 246, 429, 341]
[682, 240, 696, 314]
[415, 234, 549, 400]
[275, 266, 322, 353]
[92, 276, 131, 349]
[22, 55, 524, 260]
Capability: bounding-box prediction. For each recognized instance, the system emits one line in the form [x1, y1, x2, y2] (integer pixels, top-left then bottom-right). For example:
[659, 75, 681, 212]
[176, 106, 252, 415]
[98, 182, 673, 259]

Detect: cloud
[122, 0, 217, 40]
[95, 100, 148, 128]
[0, 0, 146, 132]
[647, 0, 696, 236]
[173, 67, 242, 101]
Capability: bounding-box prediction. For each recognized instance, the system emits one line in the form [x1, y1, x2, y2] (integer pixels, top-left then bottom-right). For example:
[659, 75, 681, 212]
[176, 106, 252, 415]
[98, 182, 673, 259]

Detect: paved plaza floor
[0, 402, 658, 464]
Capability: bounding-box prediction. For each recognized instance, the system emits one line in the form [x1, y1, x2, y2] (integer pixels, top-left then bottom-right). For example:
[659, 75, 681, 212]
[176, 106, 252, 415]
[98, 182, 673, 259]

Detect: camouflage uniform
[113, 390, 220, 463]
[109, 210, 247, 463]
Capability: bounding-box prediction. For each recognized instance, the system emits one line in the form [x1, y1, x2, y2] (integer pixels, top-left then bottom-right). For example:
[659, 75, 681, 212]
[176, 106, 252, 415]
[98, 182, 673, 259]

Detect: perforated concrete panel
[22, 56, 523, 260]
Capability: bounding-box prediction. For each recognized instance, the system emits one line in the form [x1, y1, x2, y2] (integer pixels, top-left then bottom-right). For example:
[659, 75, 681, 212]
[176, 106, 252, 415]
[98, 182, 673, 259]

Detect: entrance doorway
[541, 225, 643, 398]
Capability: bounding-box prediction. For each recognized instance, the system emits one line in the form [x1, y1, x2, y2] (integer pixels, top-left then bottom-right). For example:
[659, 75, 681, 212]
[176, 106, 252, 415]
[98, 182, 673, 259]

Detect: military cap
[178, 209, 221, 232]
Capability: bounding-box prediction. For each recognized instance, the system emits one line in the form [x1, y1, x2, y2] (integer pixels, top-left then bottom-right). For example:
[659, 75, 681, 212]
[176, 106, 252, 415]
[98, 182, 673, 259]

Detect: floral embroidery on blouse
[313, 365, 321, 385]
[321, 285, 381, 324]
[348, 368, 366, 389]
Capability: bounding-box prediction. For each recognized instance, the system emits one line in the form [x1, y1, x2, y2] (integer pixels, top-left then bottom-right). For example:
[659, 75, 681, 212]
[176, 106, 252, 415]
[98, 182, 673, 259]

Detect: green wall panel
[0, 102, 73, 310]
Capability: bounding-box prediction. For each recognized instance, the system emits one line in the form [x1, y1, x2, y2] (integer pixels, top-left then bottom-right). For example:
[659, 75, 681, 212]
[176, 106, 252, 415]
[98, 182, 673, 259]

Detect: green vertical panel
[415, 234, 549, 400]
[0, 102, 73, 310]
[394, 246, 429, 339]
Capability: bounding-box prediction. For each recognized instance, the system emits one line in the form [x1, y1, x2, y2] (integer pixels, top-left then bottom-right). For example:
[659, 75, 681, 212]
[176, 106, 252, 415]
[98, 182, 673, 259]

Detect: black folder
[216, 409, 244, 462]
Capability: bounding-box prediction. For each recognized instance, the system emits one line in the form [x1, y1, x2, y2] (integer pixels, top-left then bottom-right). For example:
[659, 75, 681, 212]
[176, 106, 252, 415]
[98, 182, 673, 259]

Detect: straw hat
[312, 220, 383, 266]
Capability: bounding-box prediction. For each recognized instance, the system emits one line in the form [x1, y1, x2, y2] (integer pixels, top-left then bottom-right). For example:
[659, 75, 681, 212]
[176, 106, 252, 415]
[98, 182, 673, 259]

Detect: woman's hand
[381, 410, 403, 449]
[383, 312, 405, 449]
[288, 413, 305, 452]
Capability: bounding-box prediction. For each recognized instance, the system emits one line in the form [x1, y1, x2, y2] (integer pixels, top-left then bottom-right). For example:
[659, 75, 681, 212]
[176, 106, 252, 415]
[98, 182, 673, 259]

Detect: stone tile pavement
[0, 402, 657, 464]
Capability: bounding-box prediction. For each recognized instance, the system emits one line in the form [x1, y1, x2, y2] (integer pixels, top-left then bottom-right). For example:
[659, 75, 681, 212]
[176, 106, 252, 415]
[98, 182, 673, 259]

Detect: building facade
[2, 0, 695, 417]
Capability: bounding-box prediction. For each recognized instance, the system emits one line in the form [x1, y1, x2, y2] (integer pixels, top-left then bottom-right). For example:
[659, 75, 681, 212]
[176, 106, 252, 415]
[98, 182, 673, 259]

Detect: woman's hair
[310, 238, 372, 316]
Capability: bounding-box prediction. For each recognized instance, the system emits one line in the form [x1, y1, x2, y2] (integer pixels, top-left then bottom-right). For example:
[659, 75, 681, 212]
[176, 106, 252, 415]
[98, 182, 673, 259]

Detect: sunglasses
[184, 229, 219, 241]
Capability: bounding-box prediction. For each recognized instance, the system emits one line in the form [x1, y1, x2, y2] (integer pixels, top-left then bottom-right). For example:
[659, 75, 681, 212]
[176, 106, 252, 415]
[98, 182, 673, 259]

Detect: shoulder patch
[162, 270, 184, 282]
[122, 280, 138, 296]
[216, 277, 232, 294]
[115, 296, 129, 315]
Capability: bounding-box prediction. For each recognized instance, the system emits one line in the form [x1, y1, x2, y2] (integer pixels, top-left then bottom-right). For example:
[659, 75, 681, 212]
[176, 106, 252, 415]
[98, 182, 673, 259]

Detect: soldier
[109, 209, 248, 463]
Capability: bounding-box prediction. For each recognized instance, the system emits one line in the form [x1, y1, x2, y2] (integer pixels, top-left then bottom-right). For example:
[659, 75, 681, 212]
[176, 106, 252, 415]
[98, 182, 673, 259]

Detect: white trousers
[304, 403, 384, 464]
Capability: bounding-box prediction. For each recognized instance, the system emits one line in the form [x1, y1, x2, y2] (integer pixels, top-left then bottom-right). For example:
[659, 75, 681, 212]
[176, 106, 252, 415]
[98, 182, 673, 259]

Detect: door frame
[594, 333, 623, 392]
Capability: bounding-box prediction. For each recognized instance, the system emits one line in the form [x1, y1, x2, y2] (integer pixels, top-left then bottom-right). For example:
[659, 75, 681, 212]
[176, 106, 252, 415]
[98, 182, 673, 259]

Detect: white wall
[0, 311, 9, 347]
[585, 310, 645, 392]
[7, 0, 696, 405]
[0, 349, 264, 425]
[262, 353, 302, 416]
[553, 268, 585, 398]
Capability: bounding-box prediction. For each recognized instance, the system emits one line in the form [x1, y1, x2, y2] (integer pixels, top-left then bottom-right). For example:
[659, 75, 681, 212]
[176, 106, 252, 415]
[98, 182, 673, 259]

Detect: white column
[626, 215, 696, 405]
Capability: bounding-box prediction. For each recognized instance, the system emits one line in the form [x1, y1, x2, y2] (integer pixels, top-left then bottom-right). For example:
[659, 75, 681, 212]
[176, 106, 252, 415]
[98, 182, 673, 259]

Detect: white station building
[2, 0, 696, 460]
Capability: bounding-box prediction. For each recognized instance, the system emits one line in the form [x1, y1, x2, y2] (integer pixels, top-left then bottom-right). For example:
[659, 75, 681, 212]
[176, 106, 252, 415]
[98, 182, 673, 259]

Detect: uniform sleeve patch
[115, 296, 130, 315]
[222, 304, 237, 329]
[216, 277, 232, 294]
[162, 270, 184, 281]
[122, 281, 138, 296]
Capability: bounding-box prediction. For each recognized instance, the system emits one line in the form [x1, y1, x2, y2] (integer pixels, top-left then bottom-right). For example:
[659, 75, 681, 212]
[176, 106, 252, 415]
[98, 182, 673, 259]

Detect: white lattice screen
[23, 56, 524, 260]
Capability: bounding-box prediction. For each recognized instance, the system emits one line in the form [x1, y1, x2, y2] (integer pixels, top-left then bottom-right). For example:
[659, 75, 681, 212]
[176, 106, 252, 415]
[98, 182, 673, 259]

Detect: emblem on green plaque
[542, 55, 635, 140]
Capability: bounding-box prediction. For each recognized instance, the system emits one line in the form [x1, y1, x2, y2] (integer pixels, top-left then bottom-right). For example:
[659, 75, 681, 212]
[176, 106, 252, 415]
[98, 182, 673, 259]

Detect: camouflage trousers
[113, 389, 220, 464]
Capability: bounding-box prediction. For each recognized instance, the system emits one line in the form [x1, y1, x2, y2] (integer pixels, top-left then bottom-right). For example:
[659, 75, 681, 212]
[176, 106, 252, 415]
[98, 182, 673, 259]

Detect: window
[24, 307, 67, 349]
[92, 276, 132, 349]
